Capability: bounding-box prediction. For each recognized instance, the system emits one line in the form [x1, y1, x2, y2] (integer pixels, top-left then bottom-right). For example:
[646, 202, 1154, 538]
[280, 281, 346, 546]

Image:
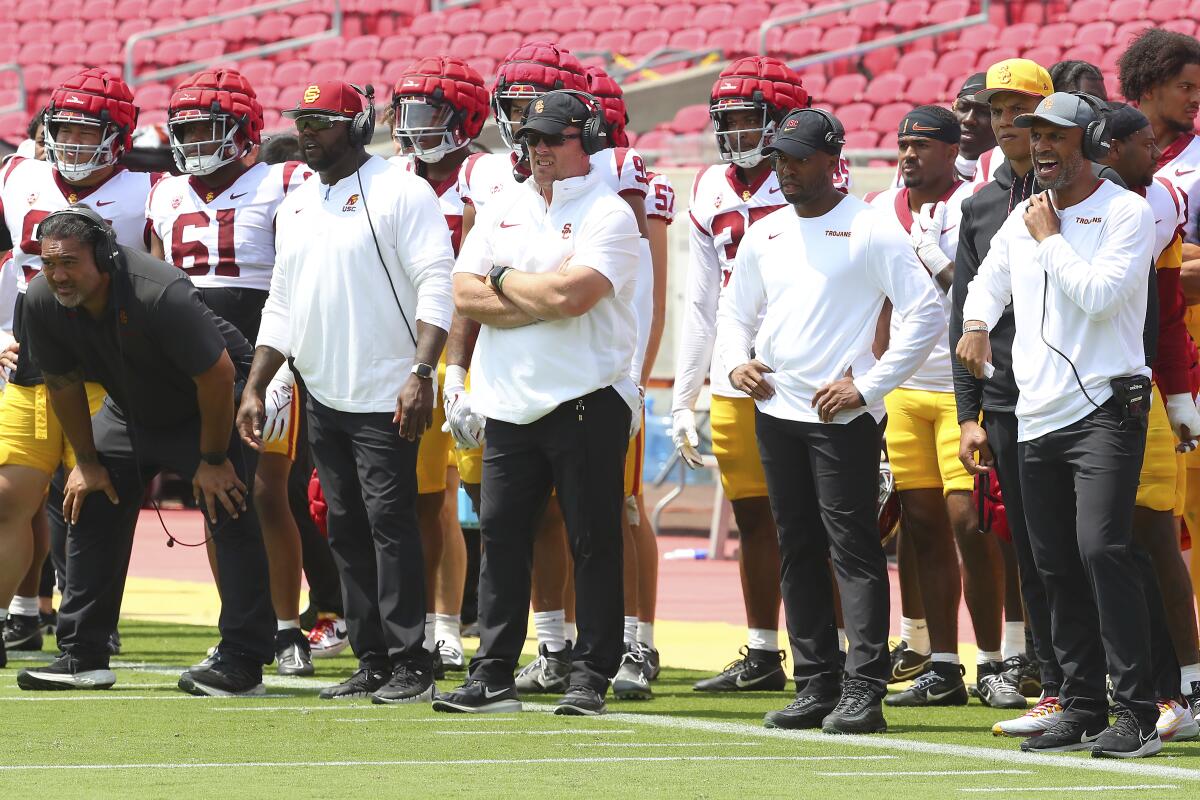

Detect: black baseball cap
[762, 108, 845, 159]
[1107, 103, 1150, 139]
[957, 72, 987, 100]
[514, 91, 594, 139]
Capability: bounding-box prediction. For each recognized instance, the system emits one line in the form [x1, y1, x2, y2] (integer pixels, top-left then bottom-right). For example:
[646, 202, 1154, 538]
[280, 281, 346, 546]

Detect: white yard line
[0, 694, 291, 702]
[435, 729, 635, 736]
[816, 769, 1030, 777]
[960, 785, 1178, 793]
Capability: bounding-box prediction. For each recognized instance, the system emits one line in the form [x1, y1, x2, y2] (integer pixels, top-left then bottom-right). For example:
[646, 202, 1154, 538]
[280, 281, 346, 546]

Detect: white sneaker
[612, 645, 652, 700]
[992, 694, 1063, 737]
[439, 641, 465, 670]
[307, 617, 349, 658]
[1157, 698, 1200, 742]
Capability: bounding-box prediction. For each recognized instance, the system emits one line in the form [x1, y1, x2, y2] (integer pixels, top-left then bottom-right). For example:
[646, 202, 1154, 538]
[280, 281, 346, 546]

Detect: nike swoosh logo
[926, 687, 961, 701]
[911, 123, 941, 131]
[891, 662, 927, 681]
[230, 192, 247, 200]
[768, 187, 781, 194]
[1081, 731, 1103, 743]
[768, 232, 783, 239]
[499, 221, 520, 228]
[734, 671, 778, 688]
[1177, 169, 1196, 177]
[483, 687, 510, 698]
[941, 225, 957, 234]
[95, 200, 115, 206]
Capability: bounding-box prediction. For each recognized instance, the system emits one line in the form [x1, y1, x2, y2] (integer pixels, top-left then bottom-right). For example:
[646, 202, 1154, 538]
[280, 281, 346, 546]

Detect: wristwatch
[488, 264, 512, 296]
[411, 362, 435, 380]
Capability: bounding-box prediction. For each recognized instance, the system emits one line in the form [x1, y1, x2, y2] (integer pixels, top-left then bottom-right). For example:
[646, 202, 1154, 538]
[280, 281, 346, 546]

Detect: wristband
[962, 324, 989, 334]
[444, 364, 468, 395]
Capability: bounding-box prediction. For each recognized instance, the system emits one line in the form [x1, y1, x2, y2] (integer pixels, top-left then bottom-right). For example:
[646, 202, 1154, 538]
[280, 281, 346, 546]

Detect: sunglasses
[294, 115, 350, 133]
[522, 132, 582, 148]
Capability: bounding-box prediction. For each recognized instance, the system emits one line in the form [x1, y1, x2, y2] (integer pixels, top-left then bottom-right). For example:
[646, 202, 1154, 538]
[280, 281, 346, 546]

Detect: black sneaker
[885, 662, 968, 707]
[976, 660, 1027, 709]
[0, 636, 6, 668]
[178, 655, 265, 697]
[432, 644, 446, 681]
[1020, 714, 1108, 753]
[638, 642, 660, 681]
[889, 640, 931, 684]
[432, 680, 522, 713]
[107, 630, 121, 655]
[822, 678, 887, 734]
[1186, 681, 1200, 722]
[17, 653, 115, 690]
[1092, 707, 1162, 759]
[692, 646, 786, 692]
[1002, 654, 1042, 698]
[554, 684, 607, 716]
[515, 643, 572, 693]
[3, 614, 43, 651]
[275, 628, 314, 677]
[763, 693, 840, 729]
[40, 609, 58, 637]
[318, 666, 389, 700]
[372, 660, 436, 705]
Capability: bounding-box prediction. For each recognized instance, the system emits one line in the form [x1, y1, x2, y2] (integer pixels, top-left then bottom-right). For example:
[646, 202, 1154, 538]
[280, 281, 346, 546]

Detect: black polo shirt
[22, 247, 252, 429]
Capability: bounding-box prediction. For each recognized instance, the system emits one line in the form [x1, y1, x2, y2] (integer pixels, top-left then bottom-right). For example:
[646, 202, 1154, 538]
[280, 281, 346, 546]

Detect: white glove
[262, 364, 295, 444]
[630, 387, 644, 440]
[441, 364, 485, 449]
[671, 408, 704, 469]
[910, 201, 952, 277]
[1165, 393, 1200, 450]
[0, 335, 16, 383]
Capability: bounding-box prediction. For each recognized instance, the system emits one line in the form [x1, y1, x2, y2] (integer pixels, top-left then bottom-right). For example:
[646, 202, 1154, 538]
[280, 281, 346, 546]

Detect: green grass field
[2, 621, 1199, 799]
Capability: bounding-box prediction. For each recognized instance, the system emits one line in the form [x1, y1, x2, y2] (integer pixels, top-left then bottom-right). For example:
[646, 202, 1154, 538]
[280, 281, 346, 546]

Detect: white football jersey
[645, 171, 676, 224]
[672, 164, 790, 408]
[968, 145, 1003, 188]
[1156, 132, 1200, 245]
[459, 146, 650, 213]
[389, 154, 466, 255]
[0, 158, 155, 292]
[867, 181, 970, 393]
[0, 256, 16, 333]
[147, 161, 311, 291]
[1146, 175, 1186, 262]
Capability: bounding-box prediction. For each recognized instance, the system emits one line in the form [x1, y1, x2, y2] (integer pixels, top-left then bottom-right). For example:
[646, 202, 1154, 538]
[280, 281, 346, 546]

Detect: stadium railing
[0, 64, 26, 118]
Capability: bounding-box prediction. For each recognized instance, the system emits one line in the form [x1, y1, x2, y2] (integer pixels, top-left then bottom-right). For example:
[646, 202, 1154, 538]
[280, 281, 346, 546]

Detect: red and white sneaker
[1156, 698, 1200, 742]
[307, 617, 349, 658]
[991, 695, 1063, 737]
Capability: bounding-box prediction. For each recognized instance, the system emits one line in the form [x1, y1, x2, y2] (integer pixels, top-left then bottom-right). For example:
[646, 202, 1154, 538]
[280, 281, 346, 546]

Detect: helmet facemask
[43, 111, 123, 181]
[493, 85, 543, 152]
[168, 110, 247, 176]
[711, 99, 776, 169]
[392, 96, 468, 163]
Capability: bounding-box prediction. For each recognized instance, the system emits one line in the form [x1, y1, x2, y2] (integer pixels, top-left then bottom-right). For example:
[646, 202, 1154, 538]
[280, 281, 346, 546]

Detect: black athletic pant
[57, 401, 274, 666]
[306, 397, 425, 670]
[983, 410, 1063, 695]
[1019, 403, 1156, 723]
[286, 402, 342, 616]
[756, 410, 890, 696]
[197, 287, 268, 346]
[470, 386, 630, 693]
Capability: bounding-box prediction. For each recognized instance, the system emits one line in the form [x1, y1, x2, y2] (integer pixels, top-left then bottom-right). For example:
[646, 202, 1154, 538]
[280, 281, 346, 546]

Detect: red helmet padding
[710, 55, 810, 116]
[48, 68, 139, 151]
[585, 64, 629, 148]
[308, 469, 328, 538]
[493, 41, 588, 97]
[170, 68, 265, 145]
[392, 56, 491, 140]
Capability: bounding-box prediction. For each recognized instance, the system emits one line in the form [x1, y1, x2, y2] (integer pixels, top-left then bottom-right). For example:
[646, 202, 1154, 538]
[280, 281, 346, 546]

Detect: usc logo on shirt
[561, 222, 572, 239]
[1075, 216, 1103, 224]
[343, 194, 359, 213]
[825, 229, 851, 237]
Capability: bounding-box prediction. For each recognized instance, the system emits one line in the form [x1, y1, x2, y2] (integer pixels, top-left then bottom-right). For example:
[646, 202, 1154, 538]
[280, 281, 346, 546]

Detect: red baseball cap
[282, 82, 365, 118]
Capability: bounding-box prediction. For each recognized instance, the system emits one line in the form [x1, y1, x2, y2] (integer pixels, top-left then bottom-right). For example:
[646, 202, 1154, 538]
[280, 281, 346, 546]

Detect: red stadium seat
[412, 32, 451, 59]
[707, 28, 746, 58]
[847, 0, 888, 31]
[1074, 21, 1115, 47]
[309, 59, 346, 83]
[844, 129, 879, 149]
[862, 47, 900, 76]
[866, 72, 907, 103]
[906, 73, 949, 105]
[978, 47, 1020, 71]
[825, 73, 867, 103]
[135, 82, 172, 112]
[379, 34, 416, 62]
[483, 32, 522, 61]
[254, 85, 279, 109]
[478, 7, 517, 35]
[1061, 44, 1104, 65]
[873, 102, 910, 134]
[820, 25, 861, 52]
[668, 103, 712, 133]
[513, 6, 554, 35]
[1068, 0, 1110, 23]
[409, 12, 443, 34]
[590, 5, 628, 31]
[524, 31, 559, 45]
[658, 4, 699, 33]
[996, 23, 1037, 50]
[835, 102, 873, 131]
[670, 28, 709, 51]
[290, 13, 330, 39]
[188, 39, 226, 64]
[448, 32, 487, 60]
[1114, 20, 1154, 48]
[751, 26, 784, 55]
[1147, 0, 1188, 21]
[345, 35, 382, 58]
[1108, 0, 1149, 20]
[345, 59, 383, 86]
[238, 59, 276, 88]
[20, 42, 54, 65]
[1034, 22, 1076, 48]
[112, 0, 149, 19]
[559, 31, 597, 52]
[802, 72, 826, 100]
[1161, 18, 1197, 37]
[780, 27, 821, 58]
[1022, 46, 1061, 68]
[595, 30, 634, 54]
[695, 3, 734, 30]
[445, 7, 483, 32]
[549, 6, 588, 31]
[468, 58, 496, 81]
[272, 60, 311, 88]
[145, 0, 175, 18]
[631, 29, 671, 55]
[633, 128, 670, 154]
[55, 42, 88, 65]
[884, 0, 928, 29]
[19, 20, 52, 42]
[926, 0, 970, 25]
[895, 50, 936, 81]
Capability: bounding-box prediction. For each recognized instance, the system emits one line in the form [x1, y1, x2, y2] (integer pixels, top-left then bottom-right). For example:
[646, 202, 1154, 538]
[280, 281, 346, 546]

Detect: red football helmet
[44, 68, 139, 181]
[878, 459, 901, 545]
[584, 65, 630, 148]
[167, 69, 264, 176]
[710, 56, 810, 168]
[392, 56, 490, 163]
[491, 41, 587, 150]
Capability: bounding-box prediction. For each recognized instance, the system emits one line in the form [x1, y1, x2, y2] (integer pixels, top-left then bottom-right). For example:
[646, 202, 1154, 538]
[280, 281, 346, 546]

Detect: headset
[1070, 91, 1111, 162]
[40, 205, 121, 275]
[347, 83, 377, 147]
[519, 89, 608, 155]
[785, 107, 847, 149]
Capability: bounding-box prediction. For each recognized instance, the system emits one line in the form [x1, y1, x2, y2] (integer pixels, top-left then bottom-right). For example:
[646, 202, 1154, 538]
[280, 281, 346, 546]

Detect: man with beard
[959, 92, 1160, 758]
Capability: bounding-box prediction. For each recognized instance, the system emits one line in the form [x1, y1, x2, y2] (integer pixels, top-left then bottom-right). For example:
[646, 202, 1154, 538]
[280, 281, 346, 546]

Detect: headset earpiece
[39, 205, 120, 274]
[803, 107, 846, 148]
[348, 83, 377, 147]
[554, 89, 608, 155]
[1070, 92, 1111, 162]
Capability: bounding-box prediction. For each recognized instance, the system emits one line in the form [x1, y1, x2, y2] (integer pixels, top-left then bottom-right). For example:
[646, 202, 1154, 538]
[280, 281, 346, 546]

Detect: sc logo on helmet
[304, 85, 321, 104]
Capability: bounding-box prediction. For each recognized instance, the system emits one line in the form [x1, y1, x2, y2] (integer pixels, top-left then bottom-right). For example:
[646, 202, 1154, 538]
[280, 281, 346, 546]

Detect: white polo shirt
[454, 167, 642, 425]
[962, 179, 1154, 441]
[715, 195, 944, 424]
[259, 155, 454, 413]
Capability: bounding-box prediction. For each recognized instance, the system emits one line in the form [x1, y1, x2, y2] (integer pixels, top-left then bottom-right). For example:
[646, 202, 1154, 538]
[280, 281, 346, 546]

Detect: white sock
[623, 615, 638, 645]
[1002, 621, 1025, 660]
[434, 613, 461, 651]
[533, 610, 566, 652]
[276, 618, 301, 632]
[931, 652, 959, 664]
[900, 617, 930, 655]
[837, 628, 848, 653]
[1181, 663, 1200, 694]
[0, 607, 7, 623]
[10, 595, 38, 617]
[424, 613, 436, 652]
[747, 627, 778, 652]
[637, 621, 655, 648]
[977, 649, 1002, 666]
[564, 620, 576, 644]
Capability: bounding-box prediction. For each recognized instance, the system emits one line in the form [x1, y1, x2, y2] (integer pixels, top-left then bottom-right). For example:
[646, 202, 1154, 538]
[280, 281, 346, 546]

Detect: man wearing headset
[433, 90, 640, 717]
[959, 92, 1161, 758]
[237, 82, 454, 705]
[14, 207, 274, 696]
